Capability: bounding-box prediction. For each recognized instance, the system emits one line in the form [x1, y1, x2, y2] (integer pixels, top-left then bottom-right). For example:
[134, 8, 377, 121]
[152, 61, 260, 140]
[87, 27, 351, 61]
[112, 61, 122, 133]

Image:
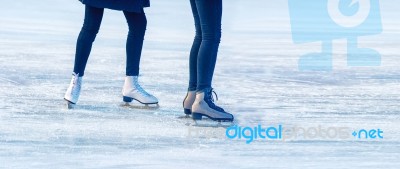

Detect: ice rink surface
[0, 0, 399, 168]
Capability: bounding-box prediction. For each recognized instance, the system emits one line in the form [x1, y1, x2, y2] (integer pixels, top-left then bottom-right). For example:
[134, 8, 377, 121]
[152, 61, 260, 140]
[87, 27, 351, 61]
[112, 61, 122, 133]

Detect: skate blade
[191, 118, 237, 128]
[65, 100, 75, 109]
[121, 102, 160, 110]
[66, 103, 73, 109]
[177, 114, 191, 119]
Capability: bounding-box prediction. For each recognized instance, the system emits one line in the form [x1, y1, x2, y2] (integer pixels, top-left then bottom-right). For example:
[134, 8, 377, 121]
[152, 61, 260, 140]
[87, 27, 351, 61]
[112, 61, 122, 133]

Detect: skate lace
[135, 83, 151, 97]
[71, 73, 81, 96]
[210, 90, 218, 102]
[206, 88, 225, 112]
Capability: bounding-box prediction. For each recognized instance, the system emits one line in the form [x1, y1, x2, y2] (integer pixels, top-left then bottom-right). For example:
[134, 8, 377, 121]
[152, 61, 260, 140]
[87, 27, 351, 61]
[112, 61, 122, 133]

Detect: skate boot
[191, 88, 234, 122]
[122, 76, 158, 105]
[64, 72, 82, 109]
[183, 90, 196, 117]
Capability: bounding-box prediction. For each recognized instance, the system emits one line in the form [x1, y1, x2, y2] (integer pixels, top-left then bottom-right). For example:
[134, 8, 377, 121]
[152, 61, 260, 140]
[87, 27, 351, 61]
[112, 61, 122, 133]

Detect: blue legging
[189, 0, 222, 91]
[73, 5, 147, 76]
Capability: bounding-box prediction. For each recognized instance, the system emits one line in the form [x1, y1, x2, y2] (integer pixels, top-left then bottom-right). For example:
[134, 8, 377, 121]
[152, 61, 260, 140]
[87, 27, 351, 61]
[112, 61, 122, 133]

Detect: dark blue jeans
[73, 5, 147, 76]
[189, 0, 223, 91]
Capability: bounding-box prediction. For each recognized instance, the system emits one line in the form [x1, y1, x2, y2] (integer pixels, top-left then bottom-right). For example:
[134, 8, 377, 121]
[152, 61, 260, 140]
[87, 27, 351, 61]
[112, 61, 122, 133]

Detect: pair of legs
[73, 5, 147, 76]
[65, 5, 158, 107]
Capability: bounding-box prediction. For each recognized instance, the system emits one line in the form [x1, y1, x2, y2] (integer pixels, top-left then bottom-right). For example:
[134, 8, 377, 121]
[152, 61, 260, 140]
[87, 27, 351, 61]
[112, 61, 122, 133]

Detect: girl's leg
[183, 0, 202, 115]
[188, 0, 202, 91]
[121, 10, 158, 105]
[195, 0, 222, 91]
[190, 0, 233, 122]
[65, 5, 103, 106]
[123, 10, 147, 76]
[73, 5, 104, 76]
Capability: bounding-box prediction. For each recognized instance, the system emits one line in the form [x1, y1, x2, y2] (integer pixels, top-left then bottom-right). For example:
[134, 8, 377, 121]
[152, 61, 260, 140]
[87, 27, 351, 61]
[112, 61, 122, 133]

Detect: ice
[0, 0, 399, 168]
